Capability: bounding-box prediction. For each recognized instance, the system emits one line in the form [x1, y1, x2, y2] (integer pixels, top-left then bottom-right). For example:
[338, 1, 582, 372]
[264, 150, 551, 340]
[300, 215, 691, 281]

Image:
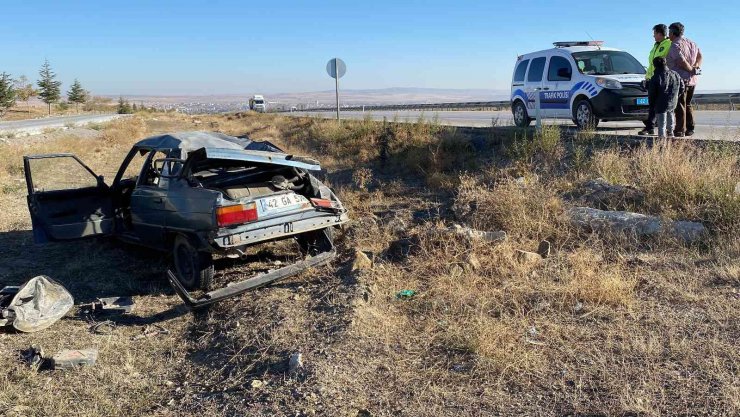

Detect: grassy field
[0, 112, 738, 416]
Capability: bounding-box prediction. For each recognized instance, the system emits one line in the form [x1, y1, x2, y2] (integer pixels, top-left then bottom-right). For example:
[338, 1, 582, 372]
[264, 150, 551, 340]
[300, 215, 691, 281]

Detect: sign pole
[326, 57, 346, 123]
[335, 59, 340, 121]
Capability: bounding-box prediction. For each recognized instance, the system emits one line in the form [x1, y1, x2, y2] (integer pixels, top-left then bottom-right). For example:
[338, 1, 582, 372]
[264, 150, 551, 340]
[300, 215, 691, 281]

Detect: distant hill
[106, 88, 510, 107]
[268, 87, 510, 107]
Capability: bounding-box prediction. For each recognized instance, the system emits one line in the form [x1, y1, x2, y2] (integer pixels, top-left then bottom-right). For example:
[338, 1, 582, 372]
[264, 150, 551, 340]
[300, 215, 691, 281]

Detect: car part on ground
[79, 296, 135, 315]
[0, 276, 73, 333]
[51, 348, 98, 370]
[167, 243, 336, 309]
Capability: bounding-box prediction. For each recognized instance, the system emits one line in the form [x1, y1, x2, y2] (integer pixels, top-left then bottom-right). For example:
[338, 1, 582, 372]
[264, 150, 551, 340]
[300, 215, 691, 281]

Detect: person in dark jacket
[648, 56, 685, 138]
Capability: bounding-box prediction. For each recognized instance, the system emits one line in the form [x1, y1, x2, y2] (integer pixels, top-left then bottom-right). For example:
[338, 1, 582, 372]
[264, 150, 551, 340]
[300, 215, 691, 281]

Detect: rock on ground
[564, 178, 645, 210]
[515, 250, 544, 265]
[568, 206, 707, 242]
[351, 249, 373, 272]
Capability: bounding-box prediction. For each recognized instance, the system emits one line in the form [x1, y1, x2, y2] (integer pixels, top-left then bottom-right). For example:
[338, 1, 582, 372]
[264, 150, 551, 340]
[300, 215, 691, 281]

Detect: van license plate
[636, 98, 649, 105]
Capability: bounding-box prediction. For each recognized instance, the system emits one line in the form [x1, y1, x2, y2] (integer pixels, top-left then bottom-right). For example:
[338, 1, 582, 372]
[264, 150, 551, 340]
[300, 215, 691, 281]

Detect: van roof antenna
[585, 31, 601, 49]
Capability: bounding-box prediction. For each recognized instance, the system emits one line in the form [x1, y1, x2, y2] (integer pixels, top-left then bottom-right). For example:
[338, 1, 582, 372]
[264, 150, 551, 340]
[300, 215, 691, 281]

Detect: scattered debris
[132, 324, 170, 340]
[0, 286, 20, 327]
[568, 207, 707, 243]
[515, 250, 543, 265]
[289, 352, 304, 373]
[537, 240, 551, 258]
[735, 181, 740, 195]
[250, 379, 265, 389]
[396, 289, 417, 299]
[51, 348, 98, 370]
[351, 249, 373, 272]
[21, 345, 46, 371]
[0, 276, 73, 333]
[79, 297, 135, 315]
[89, 320, 117, 335]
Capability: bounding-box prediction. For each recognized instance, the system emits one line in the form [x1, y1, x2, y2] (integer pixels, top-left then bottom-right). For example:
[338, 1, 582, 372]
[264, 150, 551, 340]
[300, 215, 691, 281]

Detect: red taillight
[310, 198, 337, 209]
[217, 203, 258, 227]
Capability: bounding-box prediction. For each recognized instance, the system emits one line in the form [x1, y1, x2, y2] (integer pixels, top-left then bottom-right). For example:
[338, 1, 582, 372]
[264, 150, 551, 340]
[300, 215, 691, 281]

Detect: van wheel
[512, 101, 532, 127]
[172, 234, 214, 291]
[573, 99, 599, 130]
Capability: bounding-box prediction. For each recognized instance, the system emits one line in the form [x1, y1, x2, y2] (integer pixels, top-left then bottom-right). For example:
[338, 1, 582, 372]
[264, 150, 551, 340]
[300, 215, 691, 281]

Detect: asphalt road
[292, 110, 740, 140]
[0, 114, 127, 136]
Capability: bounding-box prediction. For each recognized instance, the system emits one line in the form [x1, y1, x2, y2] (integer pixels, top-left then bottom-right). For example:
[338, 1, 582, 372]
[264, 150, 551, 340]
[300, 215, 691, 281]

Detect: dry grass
[594, 141, 740, 233]
[0, 112, 738, 416]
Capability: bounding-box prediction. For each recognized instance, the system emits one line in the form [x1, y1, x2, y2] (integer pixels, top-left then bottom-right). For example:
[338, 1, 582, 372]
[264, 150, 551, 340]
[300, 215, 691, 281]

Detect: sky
[1, 0, 738, 96]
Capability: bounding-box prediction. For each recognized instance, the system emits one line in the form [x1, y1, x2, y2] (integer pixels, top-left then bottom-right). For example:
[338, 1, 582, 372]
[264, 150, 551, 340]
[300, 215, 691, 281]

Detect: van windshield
[572, 51, 646, 75]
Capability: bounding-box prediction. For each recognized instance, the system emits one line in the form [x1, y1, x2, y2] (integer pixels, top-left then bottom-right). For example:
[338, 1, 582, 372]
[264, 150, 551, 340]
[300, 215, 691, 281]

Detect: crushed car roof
[135, 131, 321, 170]
[134, 131, 281, 154]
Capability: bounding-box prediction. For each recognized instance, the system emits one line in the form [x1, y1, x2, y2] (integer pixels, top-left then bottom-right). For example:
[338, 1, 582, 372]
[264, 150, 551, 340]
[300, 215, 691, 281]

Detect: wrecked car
[23, 132, 349, 307]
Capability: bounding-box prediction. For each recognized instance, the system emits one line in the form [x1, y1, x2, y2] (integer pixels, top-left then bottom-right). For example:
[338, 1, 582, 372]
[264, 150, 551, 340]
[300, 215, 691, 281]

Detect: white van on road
[249, 95, 267, 113]
[511, 41, 649, 129]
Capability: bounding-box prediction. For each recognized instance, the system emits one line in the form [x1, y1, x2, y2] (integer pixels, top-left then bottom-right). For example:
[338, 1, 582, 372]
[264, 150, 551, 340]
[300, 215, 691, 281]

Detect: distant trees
[37, 59, 62, 115]
[117, 96, 133, 114]
[0, 72, 17, 117]
[13, 75, 37, 112]
[67, 79, 88, 113]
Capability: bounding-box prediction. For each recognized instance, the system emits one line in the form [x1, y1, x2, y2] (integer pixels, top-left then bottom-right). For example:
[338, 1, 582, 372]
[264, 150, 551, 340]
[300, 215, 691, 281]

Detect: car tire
[296, 228, 334, 257]
[172, 234, 214, 291]
[512, 100, 532, 128]
[573, 99, 599, 130]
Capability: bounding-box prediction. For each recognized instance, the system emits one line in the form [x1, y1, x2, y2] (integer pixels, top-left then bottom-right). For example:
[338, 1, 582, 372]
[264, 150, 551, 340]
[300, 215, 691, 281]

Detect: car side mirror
[557, 68, 572, 79]
[97, 175, 106, 186]
[153, 158, 186, 179]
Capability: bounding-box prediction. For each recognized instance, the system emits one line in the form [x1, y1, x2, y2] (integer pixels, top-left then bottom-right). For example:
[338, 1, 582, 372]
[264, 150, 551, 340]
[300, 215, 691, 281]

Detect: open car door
[24, 154, 113, 243]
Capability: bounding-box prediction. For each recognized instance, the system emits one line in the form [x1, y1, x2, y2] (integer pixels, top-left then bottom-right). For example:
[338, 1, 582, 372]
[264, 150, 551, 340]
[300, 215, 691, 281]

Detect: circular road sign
[326, 58, 346, 79]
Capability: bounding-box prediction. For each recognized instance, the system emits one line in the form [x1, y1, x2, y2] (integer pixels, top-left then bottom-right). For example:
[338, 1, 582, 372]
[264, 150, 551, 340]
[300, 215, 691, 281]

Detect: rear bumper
[210, 210, 349, 250]
[591, 88, 649, 121]
[168, 247, 336, 309]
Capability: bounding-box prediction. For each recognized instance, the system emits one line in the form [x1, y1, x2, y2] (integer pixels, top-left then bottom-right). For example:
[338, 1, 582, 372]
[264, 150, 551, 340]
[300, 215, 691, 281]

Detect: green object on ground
[396, 289, 416, 299]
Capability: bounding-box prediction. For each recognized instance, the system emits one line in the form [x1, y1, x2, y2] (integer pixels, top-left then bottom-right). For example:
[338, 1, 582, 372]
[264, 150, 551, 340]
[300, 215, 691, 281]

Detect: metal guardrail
[281, 92, 739, 113]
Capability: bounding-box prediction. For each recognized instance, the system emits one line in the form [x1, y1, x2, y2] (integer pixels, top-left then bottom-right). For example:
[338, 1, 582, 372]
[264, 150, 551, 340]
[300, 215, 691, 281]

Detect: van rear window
[513, 60, 529, 82]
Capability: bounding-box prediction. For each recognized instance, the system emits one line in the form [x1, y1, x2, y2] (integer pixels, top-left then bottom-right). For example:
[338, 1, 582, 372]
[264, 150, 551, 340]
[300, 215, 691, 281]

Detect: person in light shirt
[665, 22, 702, 137]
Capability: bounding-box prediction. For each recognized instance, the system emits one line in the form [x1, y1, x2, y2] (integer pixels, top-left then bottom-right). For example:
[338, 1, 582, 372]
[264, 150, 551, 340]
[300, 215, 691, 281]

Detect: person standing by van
[666, 22, 702, 137]
[639, 24, 672, 136]
[649, 57, 684, 139]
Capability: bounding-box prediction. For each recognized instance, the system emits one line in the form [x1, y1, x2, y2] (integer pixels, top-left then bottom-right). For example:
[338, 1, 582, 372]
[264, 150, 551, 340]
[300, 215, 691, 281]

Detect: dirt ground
[0, 112, 738, 416]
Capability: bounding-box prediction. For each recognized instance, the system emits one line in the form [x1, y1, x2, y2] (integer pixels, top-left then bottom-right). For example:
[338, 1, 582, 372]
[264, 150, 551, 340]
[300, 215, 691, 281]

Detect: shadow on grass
[0, 229, 172, 303]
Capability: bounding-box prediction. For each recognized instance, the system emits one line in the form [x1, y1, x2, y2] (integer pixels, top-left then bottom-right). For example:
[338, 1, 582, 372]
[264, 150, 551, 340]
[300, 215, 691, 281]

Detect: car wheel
[512, 101, 532, 128]
[172, 234, 214, 291]
[574, 99, 598, 130]
[296, 228, 334, 257]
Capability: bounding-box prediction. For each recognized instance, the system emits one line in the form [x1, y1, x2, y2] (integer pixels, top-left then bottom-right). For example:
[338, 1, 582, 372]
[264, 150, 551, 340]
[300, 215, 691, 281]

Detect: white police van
[511, 41, 649, 129]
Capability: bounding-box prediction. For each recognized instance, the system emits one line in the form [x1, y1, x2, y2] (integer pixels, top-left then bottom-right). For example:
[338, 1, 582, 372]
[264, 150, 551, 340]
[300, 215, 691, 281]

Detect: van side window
[548, 56, 573, 81]
[513, 60, 529, 82]
[527, 57, 546, 82]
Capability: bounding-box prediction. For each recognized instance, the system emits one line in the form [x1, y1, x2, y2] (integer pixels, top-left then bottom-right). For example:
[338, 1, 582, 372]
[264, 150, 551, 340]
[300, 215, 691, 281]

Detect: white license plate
[259, 193, 306, 214]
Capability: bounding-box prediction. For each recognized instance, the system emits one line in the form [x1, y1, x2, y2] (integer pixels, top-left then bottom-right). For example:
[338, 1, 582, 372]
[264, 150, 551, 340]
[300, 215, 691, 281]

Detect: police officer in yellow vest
[639, 24, 672, 135]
